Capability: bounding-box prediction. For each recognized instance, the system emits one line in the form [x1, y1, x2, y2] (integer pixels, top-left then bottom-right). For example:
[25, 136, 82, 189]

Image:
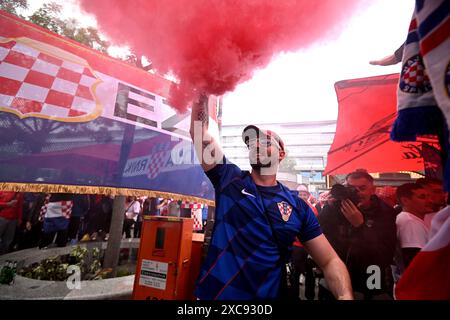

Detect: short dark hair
[416, 177, 443, 187]
[346, 169, 374, 184]
[396, 183, 424, 205]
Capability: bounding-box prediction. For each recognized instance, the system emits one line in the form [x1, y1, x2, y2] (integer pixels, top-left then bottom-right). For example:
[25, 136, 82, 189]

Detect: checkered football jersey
[181, 201, 205, 231]
[0, 37, 100, 121]
[41, 199, 73, 233]
[191, 208, 203, 231]
[195, 157, 322, 300]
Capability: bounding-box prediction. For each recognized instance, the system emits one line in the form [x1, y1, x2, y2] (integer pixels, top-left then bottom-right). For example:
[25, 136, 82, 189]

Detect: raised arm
[190, 94, 223, 172]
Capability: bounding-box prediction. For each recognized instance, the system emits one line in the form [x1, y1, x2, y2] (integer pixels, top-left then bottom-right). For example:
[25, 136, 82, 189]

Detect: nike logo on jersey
[241, 189, 256, 198]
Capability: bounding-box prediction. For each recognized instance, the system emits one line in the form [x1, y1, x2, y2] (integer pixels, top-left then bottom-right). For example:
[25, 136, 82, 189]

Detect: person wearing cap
[190, 95, 352, 300]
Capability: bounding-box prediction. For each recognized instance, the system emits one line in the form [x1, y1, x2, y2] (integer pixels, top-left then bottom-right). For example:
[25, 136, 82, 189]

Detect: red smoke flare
[79, 0, 370, 111]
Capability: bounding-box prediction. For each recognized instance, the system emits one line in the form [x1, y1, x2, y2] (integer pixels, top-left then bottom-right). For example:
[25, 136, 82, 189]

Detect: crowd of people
[188, 78, 448, 299]
[123, 196, 208, 239]
[289, 175, 446, 300]
[0, 171, 446, 301]
[0, 173, 445, 300]
[0, 192, 209, 254]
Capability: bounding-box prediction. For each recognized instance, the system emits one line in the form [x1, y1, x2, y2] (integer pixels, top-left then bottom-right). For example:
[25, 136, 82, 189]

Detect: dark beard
[250, 162, 272, 171]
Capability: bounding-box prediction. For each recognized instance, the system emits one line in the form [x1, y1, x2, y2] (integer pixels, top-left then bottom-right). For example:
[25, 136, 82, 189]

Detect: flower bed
[17, 246, 132, 281]
[0, 240, 139, 300]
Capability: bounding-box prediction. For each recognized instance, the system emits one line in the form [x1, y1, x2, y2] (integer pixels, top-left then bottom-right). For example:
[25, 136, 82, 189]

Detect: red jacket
[0, 191, 23, 223]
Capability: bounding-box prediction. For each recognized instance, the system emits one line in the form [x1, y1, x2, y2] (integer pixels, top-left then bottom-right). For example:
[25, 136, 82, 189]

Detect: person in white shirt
[123, 196, 141, 238]
[395, 183, 434, 271]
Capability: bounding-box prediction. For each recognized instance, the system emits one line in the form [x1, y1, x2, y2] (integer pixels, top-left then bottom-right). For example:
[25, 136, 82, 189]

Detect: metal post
[103, 195, 125, 277]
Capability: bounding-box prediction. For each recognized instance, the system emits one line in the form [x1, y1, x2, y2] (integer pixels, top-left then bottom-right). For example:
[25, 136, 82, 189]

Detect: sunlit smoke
[79, 0, 370, 111]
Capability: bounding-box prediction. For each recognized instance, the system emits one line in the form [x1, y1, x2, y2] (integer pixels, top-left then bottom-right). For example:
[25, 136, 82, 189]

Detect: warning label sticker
[139, 259, 168, 290]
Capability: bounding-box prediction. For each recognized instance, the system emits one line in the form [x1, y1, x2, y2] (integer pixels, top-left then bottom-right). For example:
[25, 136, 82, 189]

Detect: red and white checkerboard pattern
[180, 201, 204, 209]
[61, 201, 73, 218]
[191, 208, 203, 231]
[0, 38, 98, 119]
[403, 58, 430, 88]
[147, 152, 169, 179]
[38, 194, 51, 221]
[277, 201, 292, 222]
[147, 143, 172, 179]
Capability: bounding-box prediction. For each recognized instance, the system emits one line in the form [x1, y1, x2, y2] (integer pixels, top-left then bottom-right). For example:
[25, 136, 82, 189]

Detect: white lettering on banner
[93, 72, 194, 139]
[139, 260, 168, 290]
[123, 140, 200, 179]
[171, 140, 198, 165]
[123, 155, 151, 177]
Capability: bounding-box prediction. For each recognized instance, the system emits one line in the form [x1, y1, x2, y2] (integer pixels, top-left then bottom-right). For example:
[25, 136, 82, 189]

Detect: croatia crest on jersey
[0, 36, 102, 122]
[399, 55, 432, 94]
[277, 201, 292, 222]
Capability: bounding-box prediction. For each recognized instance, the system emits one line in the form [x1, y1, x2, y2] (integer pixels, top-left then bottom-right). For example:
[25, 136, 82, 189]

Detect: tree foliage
[27, 2, 110, 53]
[1, 0, 149, 69]
[0, 0, 28, 17]
[28, 2, 63, 33]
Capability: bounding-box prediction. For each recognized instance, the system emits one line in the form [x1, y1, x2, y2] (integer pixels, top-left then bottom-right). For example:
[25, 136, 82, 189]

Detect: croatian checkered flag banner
[147, 141, 173, 179]
[0, 37, 101, 122]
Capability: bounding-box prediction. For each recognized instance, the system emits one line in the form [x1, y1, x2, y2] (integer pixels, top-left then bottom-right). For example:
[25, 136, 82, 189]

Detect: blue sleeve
[298, 200, 323, 243]
[205, 156, 242, 191]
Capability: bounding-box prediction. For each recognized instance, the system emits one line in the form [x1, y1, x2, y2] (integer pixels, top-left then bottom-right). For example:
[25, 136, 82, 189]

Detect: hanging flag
[395, 207, 450, 300]
[0, 37, 100, 121]
[391, 0, 450, 190]
[0, 11, 215, 204]
[324, 74, 441, 176]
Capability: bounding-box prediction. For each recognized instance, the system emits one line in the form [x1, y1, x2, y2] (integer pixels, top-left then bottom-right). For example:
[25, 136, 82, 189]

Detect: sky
[24, 0, 415, 125]
[221, 0, 415, 124]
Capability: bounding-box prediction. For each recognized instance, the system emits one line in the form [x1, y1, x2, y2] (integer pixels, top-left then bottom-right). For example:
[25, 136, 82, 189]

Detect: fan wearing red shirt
[0, 191, 23, 255]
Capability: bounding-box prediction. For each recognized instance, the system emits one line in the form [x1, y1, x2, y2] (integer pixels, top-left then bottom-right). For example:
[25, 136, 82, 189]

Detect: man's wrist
[337, 292, 354, 300]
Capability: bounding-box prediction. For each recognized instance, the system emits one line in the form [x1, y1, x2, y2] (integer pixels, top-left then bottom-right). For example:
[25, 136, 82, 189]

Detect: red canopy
[324, 73, 440, 176]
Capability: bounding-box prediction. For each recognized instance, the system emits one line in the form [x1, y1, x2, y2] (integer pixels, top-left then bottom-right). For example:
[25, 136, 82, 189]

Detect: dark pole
[102, 119, 136, 277]
[103, 195, 125, 277]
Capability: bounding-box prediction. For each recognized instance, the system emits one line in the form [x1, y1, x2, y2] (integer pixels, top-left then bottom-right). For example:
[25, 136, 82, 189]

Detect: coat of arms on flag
[277, 201, 293, 222]
[0, 36, 102, 122]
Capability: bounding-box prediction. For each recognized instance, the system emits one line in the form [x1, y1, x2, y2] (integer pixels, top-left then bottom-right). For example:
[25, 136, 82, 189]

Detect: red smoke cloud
[79, 0, 369, 111]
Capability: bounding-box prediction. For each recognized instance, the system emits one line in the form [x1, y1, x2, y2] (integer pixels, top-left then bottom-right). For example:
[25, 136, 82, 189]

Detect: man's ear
[279, 150, 286, 162]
